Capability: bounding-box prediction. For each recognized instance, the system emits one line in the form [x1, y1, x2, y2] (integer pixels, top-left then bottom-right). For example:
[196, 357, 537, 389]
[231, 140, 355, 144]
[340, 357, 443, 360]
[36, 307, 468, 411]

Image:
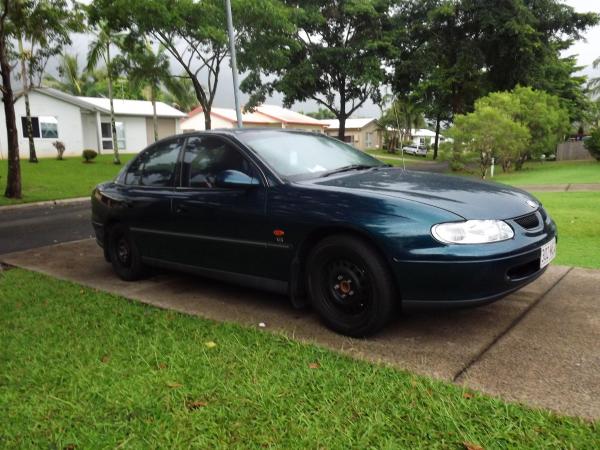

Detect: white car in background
[403, 144, 428, 157]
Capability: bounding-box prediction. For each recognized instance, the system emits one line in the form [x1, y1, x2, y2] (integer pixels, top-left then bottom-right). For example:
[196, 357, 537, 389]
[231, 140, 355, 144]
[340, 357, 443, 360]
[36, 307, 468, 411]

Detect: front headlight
[431, 220, 514, 244]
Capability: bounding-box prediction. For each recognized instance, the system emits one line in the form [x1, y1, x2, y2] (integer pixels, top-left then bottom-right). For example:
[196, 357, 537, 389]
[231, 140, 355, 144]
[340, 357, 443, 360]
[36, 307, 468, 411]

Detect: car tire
[307, 234, 397, 337]
[107, 223, 145, 281]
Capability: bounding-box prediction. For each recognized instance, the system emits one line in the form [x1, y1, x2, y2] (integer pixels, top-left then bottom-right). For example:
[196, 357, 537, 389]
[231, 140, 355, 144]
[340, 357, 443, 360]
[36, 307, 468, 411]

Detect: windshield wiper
[320, 164, 378, 178]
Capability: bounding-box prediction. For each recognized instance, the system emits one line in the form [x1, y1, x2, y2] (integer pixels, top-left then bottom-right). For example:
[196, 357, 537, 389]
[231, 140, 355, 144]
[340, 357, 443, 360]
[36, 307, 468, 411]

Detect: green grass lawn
[536, 192, 600, 269]
[367, 148, 433, 164]
[490, 161, 600, 186]
[0, 154, 134, 206]
[1, 269, 598, 448]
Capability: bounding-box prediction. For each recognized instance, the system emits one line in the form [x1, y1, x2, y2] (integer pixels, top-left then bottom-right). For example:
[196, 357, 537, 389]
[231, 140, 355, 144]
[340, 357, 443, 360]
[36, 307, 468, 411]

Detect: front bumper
[92, 221, 105, 248]
[394, 237, 554, 310]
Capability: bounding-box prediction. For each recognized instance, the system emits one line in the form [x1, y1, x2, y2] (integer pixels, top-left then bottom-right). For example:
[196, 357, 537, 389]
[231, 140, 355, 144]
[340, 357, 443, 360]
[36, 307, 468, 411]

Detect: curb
[0, 196, 90, 211]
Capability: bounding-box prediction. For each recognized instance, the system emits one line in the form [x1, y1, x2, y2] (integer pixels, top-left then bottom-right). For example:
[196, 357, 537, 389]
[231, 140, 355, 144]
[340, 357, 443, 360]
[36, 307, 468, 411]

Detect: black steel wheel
[108, 223, 145, 281]
[307, 234, 397, 337]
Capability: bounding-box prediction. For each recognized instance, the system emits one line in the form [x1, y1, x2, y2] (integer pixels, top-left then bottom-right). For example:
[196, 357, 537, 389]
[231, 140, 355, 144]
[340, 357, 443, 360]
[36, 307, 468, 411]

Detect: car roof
[181, 128, 324, 138]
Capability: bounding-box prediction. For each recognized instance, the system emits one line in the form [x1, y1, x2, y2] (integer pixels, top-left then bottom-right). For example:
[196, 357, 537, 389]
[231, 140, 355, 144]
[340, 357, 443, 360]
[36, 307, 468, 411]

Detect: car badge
[526, 200, 537, 209]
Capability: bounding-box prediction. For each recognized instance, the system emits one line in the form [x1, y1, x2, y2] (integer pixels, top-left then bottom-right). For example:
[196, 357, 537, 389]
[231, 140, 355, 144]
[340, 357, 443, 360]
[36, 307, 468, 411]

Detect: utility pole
[225, 0, 243, 128]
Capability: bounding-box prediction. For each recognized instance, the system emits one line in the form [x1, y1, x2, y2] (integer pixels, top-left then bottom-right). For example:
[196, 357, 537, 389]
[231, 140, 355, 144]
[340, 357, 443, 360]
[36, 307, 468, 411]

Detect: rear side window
[181, 136, 256, 188]
[125, 138, 184, 186]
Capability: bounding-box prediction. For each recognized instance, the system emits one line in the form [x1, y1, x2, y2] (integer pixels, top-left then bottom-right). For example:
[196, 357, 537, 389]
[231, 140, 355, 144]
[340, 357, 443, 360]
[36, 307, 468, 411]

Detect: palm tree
[589, 57, 600, 97]
[87, 22, 122, 164]
[44, 54, 92, 96]
[124, 41, 171, 142]
[379, 96, 425, 152]
[163, 76, 198, 113]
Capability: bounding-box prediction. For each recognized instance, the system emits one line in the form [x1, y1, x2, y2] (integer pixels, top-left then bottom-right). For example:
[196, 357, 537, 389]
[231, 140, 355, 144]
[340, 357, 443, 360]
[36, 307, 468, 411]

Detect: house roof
[186, 104, 325, 127]
[26, 87, 186, 118]
[77, 97, 187, 118]
[322, 118, 377, 130]
[24, 87, 100, 112]
[411, 128, 438, 137]
[187, 106, 279, 125]
[254, 105, 325, 126]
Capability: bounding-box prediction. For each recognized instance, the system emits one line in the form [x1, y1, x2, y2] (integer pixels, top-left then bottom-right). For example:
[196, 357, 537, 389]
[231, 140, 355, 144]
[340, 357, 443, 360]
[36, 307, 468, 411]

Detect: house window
[21, 116, 58, 139]
[101, 121, 126, 150]
[366, 132, 373, 148]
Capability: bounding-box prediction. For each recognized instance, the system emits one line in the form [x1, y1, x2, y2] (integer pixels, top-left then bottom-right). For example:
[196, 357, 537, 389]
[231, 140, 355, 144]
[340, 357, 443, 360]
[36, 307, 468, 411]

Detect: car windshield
[238, 131, 385, 180]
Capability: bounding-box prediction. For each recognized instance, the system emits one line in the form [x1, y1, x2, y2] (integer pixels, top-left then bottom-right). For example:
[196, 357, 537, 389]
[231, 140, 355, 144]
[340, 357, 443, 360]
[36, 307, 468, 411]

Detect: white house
[0, 88, 187, 159]
[409, 128, 447, 146]
[321, 118, 381, 150]
[181, 104, 327, 134]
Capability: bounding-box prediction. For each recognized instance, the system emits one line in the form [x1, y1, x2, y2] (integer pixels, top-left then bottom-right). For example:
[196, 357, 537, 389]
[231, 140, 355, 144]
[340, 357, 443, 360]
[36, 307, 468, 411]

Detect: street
[0, 200, 93, 255]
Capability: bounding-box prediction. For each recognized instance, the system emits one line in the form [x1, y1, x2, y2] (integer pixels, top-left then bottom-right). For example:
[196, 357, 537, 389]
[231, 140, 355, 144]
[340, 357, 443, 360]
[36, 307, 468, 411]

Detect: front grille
[514, 212, 540, 230]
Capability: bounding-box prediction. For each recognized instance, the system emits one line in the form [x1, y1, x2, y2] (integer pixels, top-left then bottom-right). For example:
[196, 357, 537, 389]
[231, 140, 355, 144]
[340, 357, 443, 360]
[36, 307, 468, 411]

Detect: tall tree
[0, 0, 21, 198]
[238, 0, 392, 140]
[119, 38, 171, 142]
[87, 21, 122, 164]
[15, 0, 82, 163]
[389, 0, 598, 155]
[88, 0, 229, 130]
[389, 0, 482, 159]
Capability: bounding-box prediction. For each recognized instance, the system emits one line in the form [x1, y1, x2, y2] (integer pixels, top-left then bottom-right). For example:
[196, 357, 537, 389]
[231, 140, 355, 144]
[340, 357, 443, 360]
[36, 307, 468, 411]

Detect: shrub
[82, 149, 98, 163]
[583, 128, 600, 161]
[52, 141, 66, 160]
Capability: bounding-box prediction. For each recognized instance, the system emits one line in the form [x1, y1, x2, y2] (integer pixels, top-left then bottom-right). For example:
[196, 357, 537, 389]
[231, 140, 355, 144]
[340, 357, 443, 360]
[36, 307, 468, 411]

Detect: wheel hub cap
[325, 259, 371, 314]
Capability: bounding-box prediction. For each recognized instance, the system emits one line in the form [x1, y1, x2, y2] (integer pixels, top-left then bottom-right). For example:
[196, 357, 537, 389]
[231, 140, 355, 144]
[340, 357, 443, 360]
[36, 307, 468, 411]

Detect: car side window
[125, 138, 184, 187]
[182, 136, 256, 188]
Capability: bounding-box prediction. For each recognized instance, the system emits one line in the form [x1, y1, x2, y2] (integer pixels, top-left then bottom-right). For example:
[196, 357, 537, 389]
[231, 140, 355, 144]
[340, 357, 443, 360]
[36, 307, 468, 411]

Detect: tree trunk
[1, 37, 22, 198]
[203, 105, 211, 130]
[151, 87, 158, 142]
[515, 154, 527, 171]
[189, 76, 211, 130]
[433, 114, 441, 160]
[106, 43, 120, 164]
[337, 116, 347, 142]
[18, 37, 37, 163]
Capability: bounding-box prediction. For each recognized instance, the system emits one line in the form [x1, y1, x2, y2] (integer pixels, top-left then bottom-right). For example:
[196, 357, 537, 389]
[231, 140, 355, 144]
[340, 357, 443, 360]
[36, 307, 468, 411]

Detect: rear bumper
[394, 239, 553, 309]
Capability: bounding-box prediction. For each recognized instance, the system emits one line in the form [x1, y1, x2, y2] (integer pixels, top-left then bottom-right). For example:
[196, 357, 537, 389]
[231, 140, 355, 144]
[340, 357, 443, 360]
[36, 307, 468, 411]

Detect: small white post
[490, 157, 495, 178]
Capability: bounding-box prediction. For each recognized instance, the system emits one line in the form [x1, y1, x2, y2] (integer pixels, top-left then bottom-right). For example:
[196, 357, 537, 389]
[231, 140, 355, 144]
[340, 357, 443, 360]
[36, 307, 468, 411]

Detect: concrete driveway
[1, 239, 599, 420]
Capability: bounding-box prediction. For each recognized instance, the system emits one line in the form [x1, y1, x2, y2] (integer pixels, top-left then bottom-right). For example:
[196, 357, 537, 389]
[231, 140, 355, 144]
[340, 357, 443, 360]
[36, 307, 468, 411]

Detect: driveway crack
[452, 266, 573, 383]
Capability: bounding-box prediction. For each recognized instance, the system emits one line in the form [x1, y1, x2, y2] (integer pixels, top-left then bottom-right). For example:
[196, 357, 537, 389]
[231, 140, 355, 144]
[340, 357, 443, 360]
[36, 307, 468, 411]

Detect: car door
[171, 135, 276, 278]
[120, 136, 185, 262]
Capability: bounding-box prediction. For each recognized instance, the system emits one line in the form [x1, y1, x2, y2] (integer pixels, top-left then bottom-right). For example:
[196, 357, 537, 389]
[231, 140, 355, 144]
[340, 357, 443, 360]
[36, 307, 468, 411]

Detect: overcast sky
[63, 0, 599, 117]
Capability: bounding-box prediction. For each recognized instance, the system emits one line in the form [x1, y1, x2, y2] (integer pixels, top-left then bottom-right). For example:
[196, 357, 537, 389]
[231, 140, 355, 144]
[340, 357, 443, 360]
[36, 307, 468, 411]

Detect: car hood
[304, 168, 539, 220]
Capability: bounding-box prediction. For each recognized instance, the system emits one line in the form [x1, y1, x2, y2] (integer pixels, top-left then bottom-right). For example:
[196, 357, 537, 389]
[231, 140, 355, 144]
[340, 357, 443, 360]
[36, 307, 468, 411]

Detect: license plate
[540, 238, 556, 268]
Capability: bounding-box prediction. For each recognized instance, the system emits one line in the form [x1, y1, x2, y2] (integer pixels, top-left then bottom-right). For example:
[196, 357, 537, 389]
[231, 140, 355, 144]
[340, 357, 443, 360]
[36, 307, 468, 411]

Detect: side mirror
[215, 170, 260, 188]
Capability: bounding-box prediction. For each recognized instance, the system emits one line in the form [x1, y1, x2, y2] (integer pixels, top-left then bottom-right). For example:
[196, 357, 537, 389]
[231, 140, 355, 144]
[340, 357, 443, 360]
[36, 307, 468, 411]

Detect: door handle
[175, 204, 189, 214]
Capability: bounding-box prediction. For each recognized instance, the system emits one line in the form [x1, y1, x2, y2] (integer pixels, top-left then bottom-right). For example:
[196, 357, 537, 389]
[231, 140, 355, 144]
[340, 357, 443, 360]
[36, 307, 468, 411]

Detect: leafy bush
[447, 106, 530, 178]
[82, 149, 98, 163]
[583, 128, 600, 161]
[52, 141, 66, 160]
